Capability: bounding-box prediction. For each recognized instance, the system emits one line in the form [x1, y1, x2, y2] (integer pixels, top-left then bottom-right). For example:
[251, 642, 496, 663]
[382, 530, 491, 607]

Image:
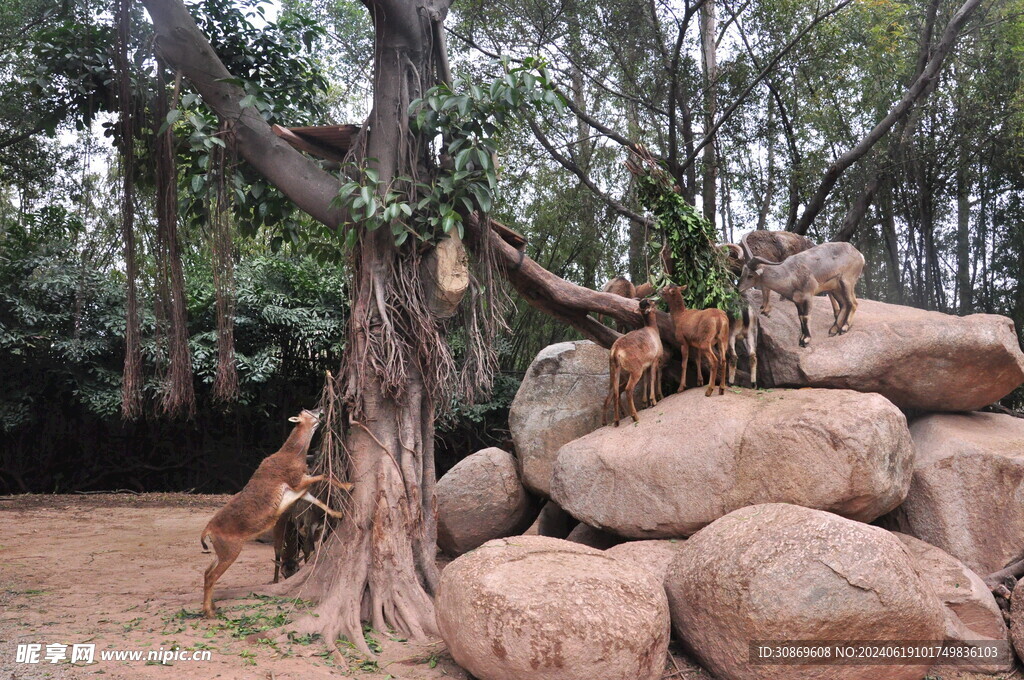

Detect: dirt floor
[0, 494, 1021, 680]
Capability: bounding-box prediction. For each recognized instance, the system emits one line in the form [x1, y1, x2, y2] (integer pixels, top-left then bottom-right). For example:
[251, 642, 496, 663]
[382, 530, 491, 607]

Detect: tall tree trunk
[956, 163, 972, 314]
[756, 102, 776, 231]
[281, 1, 445, 653]
[699, 0, 718, 222]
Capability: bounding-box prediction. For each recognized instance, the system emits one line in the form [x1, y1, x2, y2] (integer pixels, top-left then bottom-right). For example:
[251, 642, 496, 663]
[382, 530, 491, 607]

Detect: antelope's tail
[200, 526, 212, 553]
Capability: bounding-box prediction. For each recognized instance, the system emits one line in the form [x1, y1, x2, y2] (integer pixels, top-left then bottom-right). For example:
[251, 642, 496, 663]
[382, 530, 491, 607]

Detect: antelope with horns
[603, 298, 664, 426]
[600, 276, 657, 332]
[738, 240, 865, 348]
[200, 408, 353, 618]
[722, 231, 815, 316]
[662, 284, 729, 397]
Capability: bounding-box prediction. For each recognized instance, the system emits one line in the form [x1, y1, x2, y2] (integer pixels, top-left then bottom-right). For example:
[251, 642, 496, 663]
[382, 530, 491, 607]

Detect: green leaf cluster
[330, 56, 566, 249]
[634, 161, 740, 314]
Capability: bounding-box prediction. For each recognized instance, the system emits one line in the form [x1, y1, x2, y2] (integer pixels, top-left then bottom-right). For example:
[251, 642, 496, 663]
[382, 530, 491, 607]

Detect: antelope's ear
[288, 416, 300, 423]
[754, 267, 765, 276]
[679, 285, 688, 292]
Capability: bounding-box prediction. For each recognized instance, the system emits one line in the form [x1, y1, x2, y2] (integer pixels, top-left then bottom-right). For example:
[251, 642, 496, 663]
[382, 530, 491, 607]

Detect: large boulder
[436, 535, 670, 680]
[509, 341, 610, 496]
[893, 533, 1012, 674]
[666, 503, 946, 680]
[436, 447, 540, 556]
[606, 540, 684, 584]
[883, 412, 1024, 575]
[551, 388, 913, 538]
[755, 293, 1024, 412]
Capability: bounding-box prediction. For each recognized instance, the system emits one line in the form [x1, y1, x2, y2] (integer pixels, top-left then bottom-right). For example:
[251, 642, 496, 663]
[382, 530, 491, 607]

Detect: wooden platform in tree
[272, 124, 360, 162]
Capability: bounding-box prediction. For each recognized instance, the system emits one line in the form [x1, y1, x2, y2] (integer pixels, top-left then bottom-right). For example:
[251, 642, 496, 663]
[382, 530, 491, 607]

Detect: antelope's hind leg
[203, 534, 243, 619]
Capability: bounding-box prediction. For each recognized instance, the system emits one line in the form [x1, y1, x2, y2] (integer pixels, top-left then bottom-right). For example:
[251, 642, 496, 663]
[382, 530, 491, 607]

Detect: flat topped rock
[551, 387, 913, 538]
[755, 293, 1024, 412]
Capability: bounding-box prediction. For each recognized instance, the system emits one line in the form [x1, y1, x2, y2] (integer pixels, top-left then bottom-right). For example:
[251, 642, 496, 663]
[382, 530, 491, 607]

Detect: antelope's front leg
[299, 490, 344, 519]
[797, 299, 812, 347]
[759, 287, 773, 316]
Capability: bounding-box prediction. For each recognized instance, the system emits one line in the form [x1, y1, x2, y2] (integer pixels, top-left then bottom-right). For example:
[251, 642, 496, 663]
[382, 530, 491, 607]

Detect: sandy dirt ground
[0, 494, 1020, 680]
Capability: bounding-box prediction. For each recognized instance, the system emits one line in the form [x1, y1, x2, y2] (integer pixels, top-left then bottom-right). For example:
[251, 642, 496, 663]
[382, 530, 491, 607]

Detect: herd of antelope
[601, 230, 866, 426]
[197, 229, 865, 614]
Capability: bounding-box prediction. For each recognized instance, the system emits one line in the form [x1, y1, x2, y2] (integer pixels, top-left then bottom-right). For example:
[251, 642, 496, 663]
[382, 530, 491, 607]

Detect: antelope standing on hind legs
[603, 298, 664, 426]
[662, 284, 729, 397]
[200, 408, 353, 618]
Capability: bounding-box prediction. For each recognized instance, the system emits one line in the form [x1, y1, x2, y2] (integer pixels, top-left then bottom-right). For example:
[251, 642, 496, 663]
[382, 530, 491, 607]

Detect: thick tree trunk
[280, 0, 446, 654]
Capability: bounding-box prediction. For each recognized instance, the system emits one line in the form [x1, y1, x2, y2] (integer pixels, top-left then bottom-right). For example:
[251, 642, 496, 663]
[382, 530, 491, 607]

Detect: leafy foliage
[329, 57, 565, 249]
[628, 151, 739, 313]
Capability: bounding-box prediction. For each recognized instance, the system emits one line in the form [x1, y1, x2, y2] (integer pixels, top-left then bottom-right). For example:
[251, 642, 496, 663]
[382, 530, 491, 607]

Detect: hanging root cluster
[115, 0, 142, 419]
[209, 120, 239, 403]
[153, 59, 196, 417]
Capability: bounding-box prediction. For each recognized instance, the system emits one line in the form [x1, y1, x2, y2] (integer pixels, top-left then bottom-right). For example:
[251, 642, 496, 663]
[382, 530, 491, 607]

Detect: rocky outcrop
[436, 447, 539, 556]
[551, 388, 913, 538]
[755, 293, 1024, 412]
[893, 533, 1012, 674]
[509, 341, 612, 496]
[666, 504, 946, 680]
[436, 536, 670, 680]
[883, 412, 1024, 575]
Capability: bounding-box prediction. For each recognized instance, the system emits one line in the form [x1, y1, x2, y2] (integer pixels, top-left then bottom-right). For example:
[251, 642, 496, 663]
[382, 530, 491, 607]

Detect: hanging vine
[153, 59, 196, 417]
[115, 0, 142, 419]
[209, 120, 239, 403]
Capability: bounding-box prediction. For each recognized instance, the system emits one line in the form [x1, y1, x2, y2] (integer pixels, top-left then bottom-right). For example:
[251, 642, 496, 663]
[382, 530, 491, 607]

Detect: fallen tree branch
[463, 213, 677, 349]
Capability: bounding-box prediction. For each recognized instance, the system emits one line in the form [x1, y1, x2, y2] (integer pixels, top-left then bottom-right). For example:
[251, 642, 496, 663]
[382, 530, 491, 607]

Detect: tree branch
[140, 0, 345, 228]
[679, 0, 856, 174]
[463, 213, 676, 349]
[527, 117, 653, 227]
[791, 0, 985, 234]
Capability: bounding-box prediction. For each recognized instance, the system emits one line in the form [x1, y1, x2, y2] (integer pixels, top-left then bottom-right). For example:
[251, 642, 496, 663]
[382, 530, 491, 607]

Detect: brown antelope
[738, 241, 865, 348]
[603, 298, 664, 426]
[722, 231, 815, 316]
[662, 284, 729, 397]
[200, 408, 353, 618]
